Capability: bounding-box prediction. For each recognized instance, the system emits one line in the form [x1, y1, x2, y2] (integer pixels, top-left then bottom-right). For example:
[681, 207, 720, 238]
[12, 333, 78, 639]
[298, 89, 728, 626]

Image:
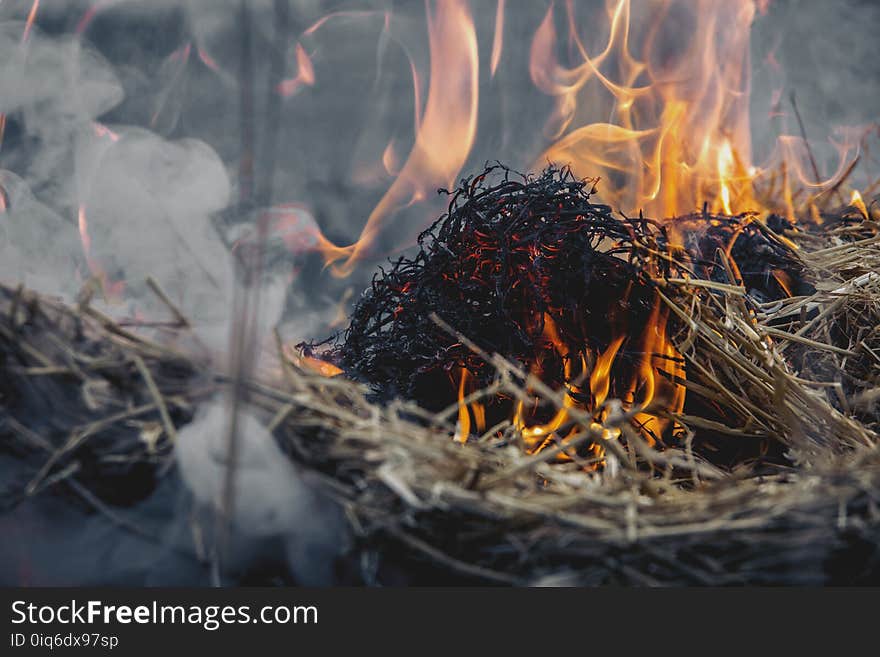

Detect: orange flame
[301, 355, 343, 377]
[530, 0, 863, 221]
[302, 0, 479, 277]
[278, 43, 316, 97]
[490, 0, 505, 78]
[77, 204, 124, 298]
[467, 306, 687, 465]
[455, 367, 486, 443]
[531, 0, 761, 218]
[850, 190, 870, 220]
[22, 0, 40, 44]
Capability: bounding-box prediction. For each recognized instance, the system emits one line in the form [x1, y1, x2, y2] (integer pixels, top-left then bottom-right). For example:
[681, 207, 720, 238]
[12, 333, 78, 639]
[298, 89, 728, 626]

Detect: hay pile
[2, 169, 880, 584]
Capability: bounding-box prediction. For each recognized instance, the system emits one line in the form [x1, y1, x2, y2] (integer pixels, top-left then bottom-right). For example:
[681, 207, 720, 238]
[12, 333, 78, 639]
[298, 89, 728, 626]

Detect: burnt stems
[314, 165, 808, 436]
[316, 166, 655, 409]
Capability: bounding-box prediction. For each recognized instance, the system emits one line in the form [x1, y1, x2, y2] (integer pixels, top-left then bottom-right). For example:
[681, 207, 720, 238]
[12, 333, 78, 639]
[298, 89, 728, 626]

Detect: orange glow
[629, 301, 684, 446]
[78, 205, 106, 291]
[76, 5, 99, 34]
[490, 0, 505, 78]
[301, 355, 343, 377]
[850, 190, 870, 220]
[501, 305, 684, 465]
[455, 367, 486, 442]
[529, 0, 861, 221]
[76, 0, 121, 34]
[77, 204, 124, 298]
[22, 0, 39, 44]
[455, 368, 471, 442]
[278, 43, 316, 97]
[77, 205, 93, 264]
[718, 140, 735, 215]
[295, 0, 479, 277]
[772, 269, 793, 297]
[530, 0, 767, 218]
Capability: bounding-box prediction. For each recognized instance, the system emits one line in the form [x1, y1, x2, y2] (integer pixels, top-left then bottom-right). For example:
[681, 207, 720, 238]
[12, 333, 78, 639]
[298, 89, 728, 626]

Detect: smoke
[176, 398, 348, 585]
[0, 17, 235, 324]
[749, 0, 880, 183]
[0, 169, 81, 298]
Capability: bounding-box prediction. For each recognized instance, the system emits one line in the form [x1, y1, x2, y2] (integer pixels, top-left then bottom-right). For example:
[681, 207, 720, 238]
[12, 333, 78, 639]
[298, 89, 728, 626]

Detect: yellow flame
[455, 367, 486, 442]
[316, 0, 479, 277]
[590, 334, 625, 408]
[718, 140, 735, 215]
[532, 0, 761, 217]
[850, 190, 869, 220]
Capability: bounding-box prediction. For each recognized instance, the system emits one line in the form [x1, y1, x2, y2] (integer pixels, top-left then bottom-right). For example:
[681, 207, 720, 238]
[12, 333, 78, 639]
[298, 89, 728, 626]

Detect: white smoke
[0, 19, 235, 321]
[176, 398, 348, 584]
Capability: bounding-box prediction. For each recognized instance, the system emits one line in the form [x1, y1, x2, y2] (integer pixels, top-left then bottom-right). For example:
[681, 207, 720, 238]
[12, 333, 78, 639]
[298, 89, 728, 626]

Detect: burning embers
[307, 165, 805, 468]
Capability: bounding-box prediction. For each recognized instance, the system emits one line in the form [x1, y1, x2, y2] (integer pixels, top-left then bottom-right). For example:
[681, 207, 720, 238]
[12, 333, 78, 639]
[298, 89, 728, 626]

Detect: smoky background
[0, 1, 874, 336]
[0, 0, 877, 585]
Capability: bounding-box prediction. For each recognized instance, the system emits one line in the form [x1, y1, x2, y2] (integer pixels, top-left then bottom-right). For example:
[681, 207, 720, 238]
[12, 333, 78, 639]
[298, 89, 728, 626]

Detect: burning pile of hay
[2, 165, 880, 584]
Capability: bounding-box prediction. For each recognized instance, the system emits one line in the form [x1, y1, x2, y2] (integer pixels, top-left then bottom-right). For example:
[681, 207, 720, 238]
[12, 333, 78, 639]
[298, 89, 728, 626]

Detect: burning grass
[2, 166, 880, 584]
[309, 166, 812, 468]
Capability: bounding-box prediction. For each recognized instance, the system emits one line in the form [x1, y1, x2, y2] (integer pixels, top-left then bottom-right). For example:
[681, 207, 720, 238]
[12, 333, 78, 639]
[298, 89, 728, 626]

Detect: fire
[718, 140, 735, 216]
[850, 190, 870, 220]
[528, 0, 860, 222]
[457, 303, 685, 466]
[92, 122, 120, 142]
[532, 0, 759, 218]
[490, 0, 505, 78]
[272, 0, 858, 279]
[301, 355, 343, 378]
[77, 205, 124, 299]
[278, 43, 316, 97]
[22, 0, 40, 44]
[292, 0, 479, 277]
[282, 343, 343, 377]
[382, 140, 400, 177]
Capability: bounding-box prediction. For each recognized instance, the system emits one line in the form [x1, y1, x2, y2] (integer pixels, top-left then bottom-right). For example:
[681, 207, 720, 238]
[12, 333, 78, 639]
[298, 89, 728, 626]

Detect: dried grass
[2, 210, 880, 585]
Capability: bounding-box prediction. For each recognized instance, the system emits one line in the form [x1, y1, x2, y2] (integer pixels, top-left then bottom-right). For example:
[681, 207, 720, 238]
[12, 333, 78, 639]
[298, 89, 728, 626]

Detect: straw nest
[2, 200, 880, 585]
